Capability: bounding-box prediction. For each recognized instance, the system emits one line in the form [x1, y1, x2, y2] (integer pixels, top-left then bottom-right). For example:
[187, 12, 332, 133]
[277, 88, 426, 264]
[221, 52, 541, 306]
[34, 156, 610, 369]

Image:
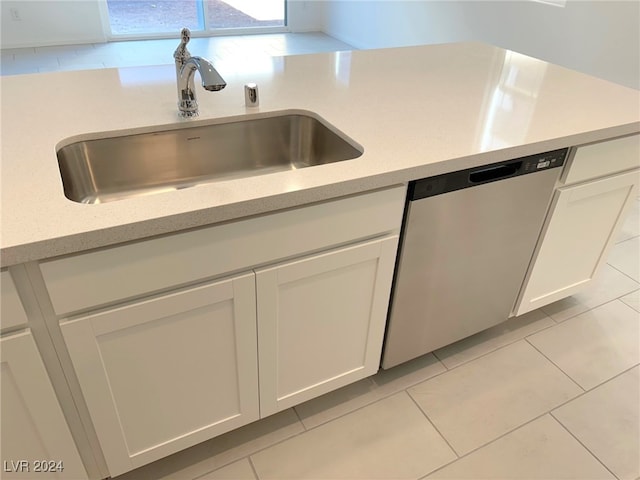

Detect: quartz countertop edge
[2, 42, 639, 267]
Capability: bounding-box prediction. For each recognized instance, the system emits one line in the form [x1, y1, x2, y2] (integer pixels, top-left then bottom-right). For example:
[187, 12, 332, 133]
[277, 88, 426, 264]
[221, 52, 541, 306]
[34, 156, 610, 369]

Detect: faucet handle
[180, 27, 191, 45]
[174, 27, 191, 63]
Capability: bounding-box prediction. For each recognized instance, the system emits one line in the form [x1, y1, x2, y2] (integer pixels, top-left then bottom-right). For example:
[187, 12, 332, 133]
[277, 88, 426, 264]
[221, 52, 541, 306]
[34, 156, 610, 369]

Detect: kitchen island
[1, 42, 639, 480]
[1, 41, 638, 266]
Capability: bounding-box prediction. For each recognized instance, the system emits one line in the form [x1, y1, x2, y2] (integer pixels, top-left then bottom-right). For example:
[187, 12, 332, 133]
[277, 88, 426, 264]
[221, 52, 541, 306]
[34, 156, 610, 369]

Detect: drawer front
[562, 134, 639, 185]
[40, 186, 406, 316]
[1, 270, 28, 331]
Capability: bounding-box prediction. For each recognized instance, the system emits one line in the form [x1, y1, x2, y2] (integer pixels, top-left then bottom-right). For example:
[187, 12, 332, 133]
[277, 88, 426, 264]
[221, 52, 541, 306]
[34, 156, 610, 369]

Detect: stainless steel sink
[57, 112, 363, 204]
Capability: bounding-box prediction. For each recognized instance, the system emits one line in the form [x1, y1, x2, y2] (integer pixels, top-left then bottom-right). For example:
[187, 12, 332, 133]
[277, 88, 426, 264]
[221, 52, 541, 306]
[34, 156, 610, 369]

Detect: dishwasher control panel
[410, 148, 568, 200]
[523, 149, 567, 172]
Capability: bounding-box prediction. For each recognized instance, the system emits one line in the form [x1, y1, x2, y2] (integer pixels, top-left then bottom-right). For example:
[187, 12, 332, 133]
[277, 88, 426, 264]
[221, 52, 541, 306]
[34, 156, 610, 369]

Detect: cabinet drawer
[1, 270, 28, 331]
[562, 134, 639, 185]
[40, 186, 406, 316]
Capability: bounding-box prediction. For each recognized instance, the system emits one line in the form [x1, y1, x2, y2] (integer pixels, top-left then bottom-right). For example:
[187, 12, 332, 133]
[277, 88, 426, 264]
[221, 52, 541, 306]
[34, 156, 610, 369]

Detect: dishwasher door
[382, 151, 566, 369]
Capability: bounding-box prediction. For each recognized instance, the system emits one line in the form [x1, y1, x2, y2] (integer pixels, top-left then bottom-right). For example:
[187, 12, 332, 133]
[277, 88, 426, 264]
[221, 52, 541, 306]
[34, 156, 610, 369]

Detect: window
[106, 0, 286, 37]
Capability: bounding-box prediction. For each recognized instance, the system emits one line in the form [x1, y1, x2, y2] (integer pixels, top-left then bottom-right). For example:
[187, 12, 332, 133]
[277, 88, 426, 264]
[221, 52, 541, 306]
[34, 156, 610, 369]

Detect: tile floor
[111, 196, 640, 479]
[4, 33, 638, 480]
[0, 32, 355, 76]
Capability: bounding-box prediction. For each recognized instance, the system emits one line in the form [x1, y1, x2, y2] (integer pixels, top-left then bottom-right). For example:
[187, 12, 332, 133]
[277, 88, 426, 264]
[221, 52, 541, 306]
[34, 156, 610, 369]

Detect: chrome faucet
[174, 28, 226, 117]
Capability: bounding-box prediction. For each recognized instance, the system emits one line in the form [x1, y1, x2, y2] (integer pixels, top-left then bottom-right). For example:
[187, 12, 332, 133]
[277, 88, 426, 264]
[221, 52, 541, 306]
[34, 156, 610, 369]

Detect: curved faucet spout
[174, 28, 226, 117]
[180, 57, 227, 93]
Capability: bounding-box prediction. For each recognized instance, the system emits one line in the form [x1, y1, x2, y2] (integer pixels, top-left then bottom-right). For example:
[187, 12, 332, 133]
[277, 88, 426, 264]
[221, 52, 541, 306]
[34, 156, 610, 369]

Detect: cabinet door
[515, 169, 639, 316]
[61, 273, 259, 477]
[256, 235, 399, 417]
[1, 331, 87, 479]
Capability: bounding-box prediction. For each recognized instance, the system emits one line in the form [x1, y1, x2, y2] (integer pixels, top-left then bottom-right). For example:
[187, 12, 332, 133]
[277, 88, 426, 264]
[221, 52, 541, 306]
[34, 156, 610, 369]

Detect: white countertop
[1, 42, 638, 267]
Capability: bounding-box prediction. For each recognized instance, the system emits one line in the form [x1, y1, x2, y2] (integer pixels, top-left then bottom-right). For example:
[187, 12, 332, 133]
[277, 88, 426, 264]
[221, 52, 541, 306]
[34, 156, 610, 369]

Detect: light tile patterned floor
[425, 415, 616, 480]
[553, 366, 640, 480]
[6, 34, 637, 480]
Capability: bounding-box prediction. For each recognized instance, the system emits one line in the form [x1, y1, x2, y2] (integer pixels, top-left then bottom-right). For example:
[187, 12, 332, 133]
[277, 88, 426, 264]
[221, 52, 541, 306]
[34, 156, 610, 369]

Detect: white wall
[288, 0, 324, 32]
[322, 0, 640, 90]
[0, 0, 322, 49]
[1, 0, 107, 48]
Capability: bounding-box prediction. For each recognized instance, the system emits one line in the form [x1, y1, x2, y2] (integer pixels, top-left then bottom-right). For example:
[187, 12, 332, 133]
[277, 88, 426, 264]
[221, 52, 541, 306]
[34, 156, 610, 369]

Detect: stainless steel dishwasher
[382, 148, 568, 369]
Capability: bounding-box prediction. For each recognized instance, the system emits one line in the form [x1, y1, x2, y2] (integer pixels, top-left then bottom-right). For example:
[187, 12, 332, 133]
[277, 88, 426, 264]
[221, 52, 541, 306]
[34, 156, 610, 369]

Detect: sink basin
[57, 112, 363, 204]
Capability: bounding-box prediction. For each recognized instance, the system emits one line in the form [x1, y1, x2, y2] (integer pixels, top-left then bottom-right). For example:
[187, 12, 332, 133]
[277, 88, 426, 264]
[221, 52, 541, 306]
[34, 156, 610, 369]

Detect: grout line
[549, 413, 621, 479]
[588, 363, 639, 392]
[196, 405, 337, 473]
[432, 323, 557, 372]
[524, 337, 586, 393]
[431, 349, 449, 369]
[417, 347, 640, 477]
[419, 380, 639, 480]
[368, 330, 561, 415]
[613, 231, 639, 245]
[542, 303, 589, 324]
[545, 363, 639, 417]
[433, 340, 521, 372]
[299, 385, 404, 430]
[418, 411, 558, 478]
[549, 286, 640, 324]
[372, 359, 446, 392]
[405, 390, 460, 458]
[192, 467, 213, 480]
[291, 405, 307, 431]
[191, 455, 260, 480]
[248, 456, 260, 480]
[619, 287, 640, 312]
[227, 388, 450, 470]
[607, 260, 639, 284]
[278, 367, 445, 433]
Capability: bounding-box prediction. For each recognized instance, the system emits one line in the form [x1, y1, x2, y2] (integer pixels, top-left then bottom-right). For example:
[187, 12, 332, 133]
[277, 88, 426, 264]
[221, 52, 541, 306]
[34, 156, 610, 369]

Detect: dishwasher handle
[408, 148, 568, 201]
[469, 162, 522, 184]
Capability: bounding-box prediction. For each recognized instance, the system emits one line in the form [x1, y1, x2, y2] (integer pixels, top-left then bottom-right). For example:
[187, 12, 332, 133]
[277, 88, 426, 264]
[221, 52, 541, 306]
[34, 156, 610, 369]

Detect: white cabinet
[256, 236, 398, 416]
[57, 235, 400, 476]
[1, 270, 86, 479]
[60, 273, 259, 477]
[36, 186, 405, 477]
[1, 330, 87, 480]
[515, 135, 639, 316]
